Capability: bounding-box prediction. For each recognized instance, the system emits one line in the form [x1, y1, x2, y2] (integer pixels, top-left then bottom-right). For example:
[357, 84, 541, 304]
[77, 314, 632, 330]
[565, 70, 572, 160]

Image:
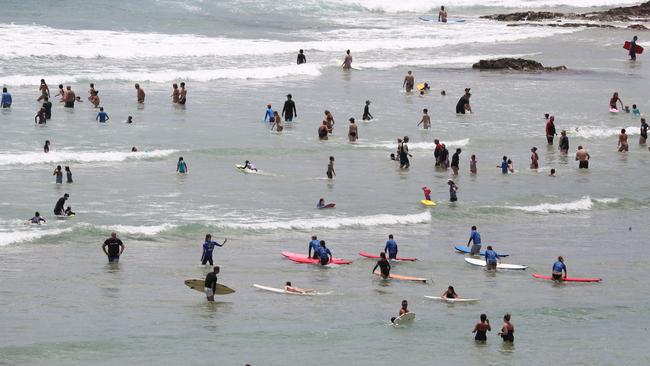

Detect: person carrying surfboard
[372, 252, 391, 278]
[384, 234, 398, 259]
[467, 226, 482, 255]
[204, 266, 220, 302]
[629, 35, 639, 61]
[201, 234, 227, 266]
[552, 256, 567, 281]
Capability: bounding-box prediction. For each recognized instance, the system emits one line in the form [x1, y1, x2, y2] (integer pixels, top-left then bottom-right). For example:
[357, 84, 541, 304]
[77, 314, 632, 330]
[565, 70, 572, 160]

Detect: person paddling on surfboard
[27, 212, 46, 225]
[438, 6, 447, 22]
[204, 266, 220, 302]
[441, 286, 459, 299]
[552, 256, 567, 281]
[391, 300, 410, 323]
[241, 160, 257, 171]
[316, 240, 332, 266]
[284, 281, 314, 294]
[373, 252, 391, 278]
[384, 234, 398, 260]
[308, 235, 321, 259]
[201, 234, 227, 266]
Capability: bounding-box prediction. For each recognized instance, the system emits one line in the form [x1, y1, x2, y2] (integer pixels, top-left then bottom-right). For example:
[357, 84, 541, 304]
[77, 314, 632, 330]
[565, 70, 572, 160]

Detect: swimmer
[618, 128, 629, 152]
[131, 146, 138, 152]
[318, 121, 329, 140]
[438, 5, 447, 22]
[549, 168, 556, 177]
[552, 256, 567, 281]
[297, 49, 306, 64]
[472, 314, 491, 343]
[441, 286, 459, 299]
[575, 146, 590, 169]
[610, 92, 624, 111]
[384, 234, 398, 259]
[403, 70, 414, 93]
[135, 83, 145, 103]
[341, 49, 352, 69]
[348, 118, 358, 142]
[127, 116, 133, 124]
[498, 314, 514, 343]
[417, 108, 431, 129]
[372, 252, 391, 278]
[362, 100, 373, 121]
[37, 79, 50, 101]
[469, 154, 477, 174]
[451, 148, 461, 175]
[558, 130, 569, 153]
[271, 112, 283, 132]
[176, 157, 188, 174]
[27, 212, 46, 225]
[317, 198, 326, 209]
[327, 156, 335, 179]
[530, 147, 539, 169]
[284, 281, 314, 294]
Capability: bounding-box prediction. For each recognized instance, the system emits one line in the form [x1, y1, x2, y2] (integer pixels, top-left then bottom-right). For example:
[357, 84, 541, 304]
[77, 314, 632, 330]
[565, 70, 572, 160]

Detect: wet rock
[472, 58, 567, 72]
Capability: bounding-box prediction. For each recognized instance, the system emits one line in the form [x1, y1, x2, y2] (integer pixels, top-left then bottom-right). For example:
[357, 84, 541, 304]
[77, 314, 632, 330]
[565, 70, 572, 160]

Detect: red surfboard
[532, 274, 601, 283]
[359, 251, 417, 261]
[281, 251, 352, 265]
[624, 41, 644, 54]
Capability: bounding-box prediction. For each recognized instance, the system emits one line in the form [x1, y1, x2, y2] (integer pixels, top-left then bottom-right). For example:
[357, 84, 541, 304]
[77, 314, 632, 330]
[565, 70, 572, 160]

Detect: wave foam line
[503, 196, 618, 213]
[0, 227, 74, 246]
[0, 149, 176, 166]
[222, 212, 431, 230]
[570, 125, 639, 139]
[360, 139, 469, 150]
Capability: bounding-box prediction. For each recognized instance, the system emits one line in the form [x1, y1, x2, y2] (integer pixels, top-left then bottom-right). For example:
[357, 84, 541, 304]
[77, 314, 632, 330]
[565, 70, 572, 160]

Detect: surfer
[610, 92, 624, 111]
[28, 212, 46, 225]
[204, 266, 220, 302]
[618, 129, 629, 152]
[399, 136, 412, 169]
[102, 232, 125, 263]
[372, 252, 391, 278]
[201, 234, 227, 266]
[455, 88, 472, 114]
[438, 5, 447, 22]
[284, 281, 314, 294]
[176, 157, 188, 174]
[171, 83, 179, 103]
[403, 71, 415, 92]
[264, 104, 274, 123]
[640, 118, 648, 144]
[241, 160, 257, 171]
[327, 156, 335, 179]
[1, 87, 12, 108]
[467, 226, 481, 255]
[451, 148, 461, 175]
[282, 94, 297, 122]
[179, 82, 187, 105]
[341, 49, 352, 69]
[316, 241, 332, 265]
[558, 130, 569, 153]
[64, 86, 75, 108]
[417, 108, 430, 129]
[552, 256, 567, 281]
[384, 234, 398, 259]
[629, 35, 638, 61]
[297, 49, 306, 64]
[422, 186, 432, 201]
[498, 314, 514, 343]
[42, 97, 52, 120]
[308, 235, 321, 259]
[448, 179, 458, 202]
[498, 156, 508, 174]
[135, 83, 145, 103]
[470, 154, 477, 174]
[545, 116, 557, 145]
[348, 118, 358, 142]
[362, 100, 373, 121]
[575, 146, 590, 169]
[472, 314, 491, 343]
[317, 198, 326, 209]
[484, 245, 499, 271]
[530, 147, 539, 169]
[44, 140, 50, 153]
[442, 286, 459, 299]
[391, 300, 410, 323]
[96, 107, 109, 123]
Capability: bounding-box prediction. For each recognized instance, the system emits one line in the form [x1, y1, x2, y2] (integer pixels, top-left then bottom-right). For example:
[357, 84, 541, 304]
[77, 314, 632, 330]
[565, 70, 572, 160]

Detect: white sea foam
[0, 149, 176, 166]
[0, 228, 73, 246]
[97, 224, 176, 236]
[503, 196, 618, 213]
[361, 139, 470, 150]
[222, 212, 431, 230]
[571, 125, 639, 139]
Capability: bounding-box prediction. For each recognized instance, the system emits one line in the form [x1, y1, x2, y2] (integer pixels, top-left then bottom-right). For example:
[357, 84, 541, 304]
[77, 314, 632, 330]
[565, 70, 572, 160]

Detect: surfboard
[421, 199, 436, 207]
[55, 214, 74, 220]
[184, 279, 236, 295]
[416, 83, 425, 91]
[454, 245, 509, 257]
[318, 203, 336, 209]
[282, 251, 352, 265]
[392, 312, 415, 326]
[419, 16, 465, 23]
[424, 296, 480, 303]
[374, 270, 427, 283]
[624, 41, 644, 54]
[531, 274, 601, 283]
[253, 284, 332, 295]
[235, 164, 259, 174]
[464, 257, 528, 270]
[610, 108, 619, 113]
[359, 251, 417, 261]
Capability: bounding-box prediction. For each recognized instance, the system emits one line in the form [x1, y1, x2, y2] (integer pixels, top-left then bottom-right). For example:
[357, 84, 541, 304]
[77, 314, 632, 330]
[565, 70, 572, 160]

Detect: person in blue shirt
[316, 198, 326, 209]
[552, 256, 567, 281]
[484, 245, 499, 271]
[1, 87, 12, 108]
[467, 225, 481, 255]
[264, 104, 274, 122]
[498, 156, 508, 174]
[201, 234, 227, 265]
[308, 235, 321, 259]
[316, 240, 332, 266]
[176, 157, 188, 174]
[384, 234, 398, 259]
[96, 107, 109, 123]
[632, 104, 641, 116]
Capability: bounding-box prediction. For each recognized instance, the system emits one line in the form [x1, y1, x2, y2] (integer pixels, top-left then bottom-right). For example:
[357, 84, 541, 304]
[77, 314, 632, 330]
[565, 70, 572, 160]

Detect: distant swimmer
[618, 129, 629, 152]
[558, 130, 569, 153]
[284, 281, 315, 294]
[530, 147, 539, 169]
[549, 168, 556, 177]
[451, 148, 461, 175]
[127, 116, 133, 124]
[327, 156, 336, 179]
[545, 115, 557, 145]
[171, 83, 179, 103]
[318, 121, 329, 140]
[448, 179, 458, 202]
[176, 156, 188, 174]
[422, 186, 432, 201]
[65, 166, 73, 183]
[470, 154, 477, 174]
[317, 198, 326, 209]
[438, 5, 448, 22]
[467, 225, 481, 255]
[498, 156, 508, 174]
[271, 112, 283, 132]
[297, 49, 306, 65]
[28, 212, 46, 225]
[42, 97, 52, 120]
[96, 107, 109, 123]
[629, 35, 639, 61]
[242, 160, 257, 171]
[441, 285, 459, 299]
[64, 86, 75, 108]
[498, 314, 514, 343]
[552, 255, 567, 281]
[472, 314, 491, 343]
[1, 87, 12, 108]
[403, 70, 415, 93]
[53, 165, 63, 184]
[610, 92, 624, 111]
[37, 79, 50, 101]
[575, 146, 590, 169]
[131, 146, 138, 152]
[417, 108, 431, 129]
[455, 88, 472, 114]
[341, 49, 352, 70]
[35, 108, 47, 124]
[282, 94, 297, 122]
[632, 104, 640, 116]
[308, 235, 321, 259]
[384, 234, 398, 259]
[362, 100, 373, 121]
[201, 234, 227, 266]
[102, 232, 125, 263]
[264, 104, 274, 123]
[372, 252, 391, 278]
[316, 240, 332, 265]
[204, 266, 220, 302]
[391, 300, 410, 323]
[44, 140, 50, 153]
[135, 83, 145, 103]
[179, 82, 187, 105]
[640, 118, 648, 144]
[399, 136, 412, 169]
[484, 245, 499, 271]
[348, 118, 358, 142]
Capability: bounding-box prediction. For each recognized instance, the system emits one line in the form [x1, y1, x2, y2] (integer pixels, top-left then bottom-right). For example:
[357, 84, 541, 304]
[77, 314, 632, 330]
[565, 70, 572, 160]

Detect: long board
[392, 312, 416, 326]
[464, 257, 527, 270]
[359, 251, 417, 261]
[374, 270, 427, 283]
[419, 16, 465, 23]
[235, 164, 260, 174]
[531, 274, 601, 283]
[424, 296, 480, 303]
[282, 251, 352, 265]
[421, 199, 437, 207]
[253, 284, 332, 295]
[454, 245, 509, 257]
[184, 279, 235, 295]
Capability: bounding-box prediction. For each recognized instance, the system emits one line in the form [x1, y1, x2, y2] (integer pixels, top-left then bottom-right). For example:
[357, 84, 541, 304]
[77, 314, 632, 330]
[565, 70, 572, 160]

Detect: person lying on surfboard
[317, 198, 326, 209]
[441, 285, 460, 299]
[372, 252, 391, 278]
[284, 281, 314, 294]
[27, 212, 46, 225]
[242, 160, 257, 171]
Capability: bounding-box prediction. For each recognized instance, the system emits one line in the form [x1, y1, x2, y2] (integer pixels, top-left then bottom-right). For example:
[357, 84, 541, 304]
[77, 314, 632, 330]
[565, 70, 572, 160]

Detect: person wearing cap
[282, 94, 297, 122]
[264, 104, 274, 122]
[54, 194, 69, 216]
[455, 88, 472, 114]
[362, 100, 373, 121]
[530, 147, 539, 169]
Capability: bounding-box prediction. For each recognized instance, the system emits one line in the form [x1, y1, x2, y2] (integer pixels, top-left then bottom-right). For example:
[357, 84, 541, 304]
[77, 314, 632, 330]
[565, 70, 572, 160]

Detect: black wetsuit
[297, 53, 306, 64]
[630, 40, 637, 60]
[282, 100, 296, 121]
[43, 101, 52, 119]
[205, 272, 218, 292]
[363, 105, 372, 120]
[451, 152, 460, 168]
[558, 135, 569, 152]
[373, 258, 391, 277]
[53, 197, 67, 215]
[641, 121, 649, 140]
[456, 95, 470, 114]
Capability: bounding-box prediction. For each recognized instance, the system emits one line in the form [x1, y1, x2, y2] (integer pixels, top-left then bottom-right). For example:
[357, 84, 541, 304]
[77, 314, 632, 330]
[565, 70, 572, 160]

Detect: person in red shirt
[422, 186, 432, 201]
[545, 115, 557, 145]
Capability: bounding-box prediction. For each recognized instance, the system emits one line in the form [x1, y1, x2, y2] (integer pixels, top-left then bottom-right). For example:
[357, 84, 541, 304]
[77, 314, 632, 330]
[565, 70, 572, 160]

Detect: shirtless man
[403, 71, 415, 92]
[618, 128, 629, 152]
[348, 118, 358, 142]
[171, 83, 179, 103]
[327, 156, 336, 179]
[88, 83, 97, 101]
[324, 110, 335, 132]
[530, 147, 539, 169]
[318, 121, 329, 140]
[135, 83, 145, 103]
[417, 108, 430, 129]
[64, 86, 75, 108]
[37, 79, 49, 101]
[575, 146, 590, 169]
[341, 49, 352, 70]
[438, 5, 448, 22]
[179, 82, 187, 105]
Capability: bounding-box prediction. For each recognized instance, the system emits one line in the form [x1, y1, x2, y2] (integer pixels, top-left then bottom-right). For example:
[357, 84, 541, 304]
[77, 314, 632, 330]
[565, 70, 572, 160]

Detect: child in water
[422, 186, 432, 201]
[632, 104, 641, 117]
[176, 157, 188, 174]
[64, 206, 75, 216]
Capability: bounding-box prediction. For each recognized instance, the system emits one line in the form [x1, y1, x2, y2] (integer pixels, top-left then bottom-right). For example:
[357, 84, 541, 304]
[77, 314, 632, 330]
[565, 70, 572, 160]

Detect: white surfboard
[235, 164, 261, 174]
[392, 312, 415, 326]
[464, 257, 528, 270]
[253, 284, 332, 296]
[424, 296, 480, 303]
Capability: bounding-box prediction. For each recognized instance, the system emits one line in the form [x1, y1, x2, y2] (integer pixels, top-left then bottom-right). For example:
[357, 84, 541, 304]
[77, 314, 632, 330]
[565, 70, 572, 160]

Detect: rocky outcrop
[482, 11, 564, 21]
[628, 24, 649, 30]
[582, 1, 650, 21]
[482, 1, 650, 23]
[472, 58, 567, 72]
[507, 22, 616, 29]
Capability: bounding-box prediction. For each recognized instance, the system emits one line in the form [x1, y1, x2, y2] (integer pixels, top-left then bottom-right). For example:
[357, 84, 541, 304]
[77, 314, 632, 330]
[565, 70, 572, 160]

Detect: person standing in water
[64, 86, 75, 108]
[403, 71, 415, 93]
[282, 94, 297, 122]
[558, 130, 569, 153]
[35, 108, 47, 124]
[341, 49, 352, 70]
[297, 49, 306, 64]
[324, 110, 335, 133]
[469, 154, 477, 174]
[65, 166, 73, 183]
[451, 148, 461, 175]
[499, 314, 514, 343]
[530, 147, 539, 169]
[417, 108, 431, 129]
[372, 252, 391, 278]
[629, 35, 639, 61]
[575, 146, 590, 169]
[545, 115, 557, 145]
[96, 107, 109, 123]
[204, 266, 220, 302]
[498, 156, 509, 174]
[171, 83, 179, 103]
[271, 112, 283, 132]
[37, 79, 50, 101]
[1, 87, 12, 108]
[618, 129, 629, 152]
[467, 225, 481, 255]
[176, 157, 188, 174]
[201, 234, 227, 266]
[455, 88, 472, 114]
[178, 82, 187, 105]
[438, 144, 449, 169]
[640, 118, 648, 144]
[102, 232, 125, 263]
[54, 194, 69, 215]
[327, 156, 336, 179]
[362, 100, 373, 121]
[438, 5, 448, 22]
[448, 179, 458, 202]
[610, 92, 624, 111]
[384, 234, 398, 260]
[552, 256, 567, 281]
[318, 121, 329, 140]
[53, 165, 63, 184]
[44, 140, 50, 153]
[472, 314, 491, 343]
[264, 104, 274, 123]
[42, 97, 52, 120]
[399, 136, 412, 169]
[484, 245, 499, 271]
[135, 83, 145, 103]
[348, 118, 358, 142]
[391, 300, 410, 323]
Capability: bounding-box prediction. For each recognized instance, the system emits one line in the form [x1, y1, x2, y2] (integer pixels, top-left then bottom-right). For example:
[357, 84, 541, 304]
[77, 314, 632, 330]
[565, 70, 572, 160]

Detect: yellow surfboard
[184, 279, 235, 295]
[421, 199, 436, 207]
[416, 83, 425, 91]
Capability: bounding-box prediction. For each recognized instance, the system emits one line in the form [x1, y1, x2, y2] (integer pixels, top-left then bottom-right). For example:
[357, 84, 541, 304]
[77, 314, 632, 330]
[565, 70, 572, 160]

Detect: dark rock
[484, 1, 650, 23]
[507, 22, 616, 28]
[628, 24, 649, 30]
[481, 11, 564, 21]
[472, 58, 567, 72]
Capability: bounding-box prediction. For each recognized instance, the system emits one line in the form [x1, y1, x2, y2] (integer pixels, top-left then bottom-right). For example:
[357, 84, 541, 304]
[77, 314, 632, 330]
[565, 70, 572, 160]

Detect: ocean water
[1, 0, 650, 365]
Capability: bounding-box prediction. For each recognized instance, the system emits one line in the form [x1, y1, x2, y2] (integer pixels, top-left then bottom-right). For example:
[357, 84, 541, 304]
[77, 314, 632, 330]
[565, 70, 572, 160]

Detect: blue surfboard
[454, 245, 509, 257]
[419, 16, 465, 23]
